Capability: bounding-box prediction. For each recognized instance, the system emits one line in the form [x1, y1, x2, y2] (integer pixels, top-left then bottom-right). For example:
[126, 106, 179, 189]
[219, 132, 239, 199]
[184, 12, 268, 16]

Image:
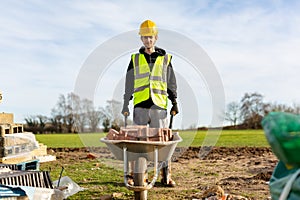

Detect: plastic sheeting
[52, 176, 84, 199]
[4, 132, 39, 157]
[262, 112, 300, 200]
[0, 184, 64, 200]
[0, 176, 82, 199]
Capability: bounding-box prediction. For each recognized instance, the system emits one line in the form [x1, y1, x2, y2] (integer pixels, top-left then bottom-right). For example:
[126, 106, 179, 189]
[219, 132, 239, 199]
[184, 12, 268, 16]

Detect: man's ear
[155, 35, 158, 40]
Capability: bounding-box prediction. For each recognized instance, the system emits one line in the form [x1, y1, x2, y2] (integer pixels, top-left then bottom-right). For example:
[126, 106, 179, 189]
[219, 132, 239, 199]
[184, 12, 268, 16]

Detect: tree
[269, 102, 293, 113]
[51, 92, 106, 133]
[50, 93, 127, 133]
[70, 93, 85, 133]
[51, 93, 75, 133]
[97, 99, 124, 132]
[83, 99, 102, 132]
[225, 101, 241, 127]
[37, 115, 47, 133]
[47, 117, 59, 133]
[24, 115, 48, 134]
[240, 92, 270, 129]
[24, 116, 39, 134]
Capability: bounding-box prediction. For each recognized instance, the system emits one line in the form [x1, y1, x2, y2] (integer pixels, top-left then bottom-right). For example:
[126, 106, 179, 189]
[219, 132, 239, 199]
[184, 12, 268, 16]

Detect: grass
[35, 133, 106, 148]
[189, 129, 269, 147]
[35, 129, 270, 148]
[40, 158, 132, 199]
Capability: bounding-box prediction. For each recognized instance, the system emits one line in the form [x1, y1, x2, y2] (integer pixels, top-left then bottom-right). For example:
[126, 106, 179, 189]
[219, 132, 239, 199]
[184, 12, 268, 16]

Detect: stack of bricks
[106, 126, 173, 142]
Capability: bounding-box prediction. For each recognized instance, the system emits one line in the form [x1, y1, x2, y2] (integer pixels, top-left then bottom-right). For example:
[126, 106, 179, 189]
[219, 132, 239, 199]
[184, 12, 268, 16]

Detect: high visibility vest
[132, 53, 172, 109]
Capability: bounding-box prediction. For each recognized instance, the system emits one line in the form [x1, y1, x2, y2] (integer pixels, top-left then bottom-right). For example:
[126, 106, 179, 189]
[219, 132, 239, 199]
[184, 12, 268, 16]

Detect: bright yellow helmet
[139, 20, 158, 36]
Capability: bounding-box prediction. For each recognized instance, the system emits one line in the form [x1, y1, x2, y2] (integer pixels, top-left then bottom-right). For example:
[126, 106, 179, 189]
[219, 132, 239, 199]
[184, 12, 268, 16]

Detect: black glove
[121, 102, 130, 116]
[170, 101, 179, 116]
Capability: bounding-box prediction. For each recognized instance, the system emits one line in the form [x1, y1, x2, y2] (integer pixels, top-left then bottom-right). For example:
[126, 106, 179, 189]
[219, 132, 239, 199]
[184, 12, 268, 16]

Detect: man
[121, 19, 179, 187]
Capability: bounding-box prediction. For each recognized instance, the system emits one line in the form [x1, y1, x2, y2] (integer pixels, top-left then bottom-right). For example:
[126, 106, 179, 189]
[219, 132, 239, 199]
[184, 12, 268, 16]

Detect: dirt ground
[48, 147, 278, 200]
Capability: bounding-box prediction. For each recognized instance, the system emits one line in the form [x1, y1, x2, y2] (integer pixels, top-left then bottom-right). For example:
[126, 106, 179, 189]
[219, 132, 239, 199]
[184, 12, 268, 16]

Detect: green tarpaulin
[262, 112, 300, 200]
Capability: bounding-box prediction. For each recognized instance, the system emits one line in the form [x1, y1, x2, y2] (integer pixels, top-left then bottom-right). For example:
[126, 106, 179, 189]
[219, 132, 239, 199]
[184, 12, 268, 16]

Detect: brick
[107, 127, 173, 142]
[115, 135, 126, 140]
[148, 128, 160, 137]
[107, 129, 118, 140]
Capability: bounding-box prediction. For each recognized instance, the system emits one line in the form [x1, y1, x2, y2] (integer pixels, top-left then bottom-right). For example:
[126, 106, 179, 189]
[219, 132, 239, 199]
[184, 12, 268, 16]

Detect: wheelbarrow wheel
[134, 156, 147, 200]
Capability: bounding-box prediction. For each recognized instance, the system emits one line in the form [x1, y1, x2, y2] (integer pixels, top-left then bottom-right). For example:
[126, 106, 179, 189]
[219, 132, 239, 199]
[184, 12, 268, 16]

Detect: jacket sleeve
[167, 58, 177, 103]
[123, 59, 134, 105]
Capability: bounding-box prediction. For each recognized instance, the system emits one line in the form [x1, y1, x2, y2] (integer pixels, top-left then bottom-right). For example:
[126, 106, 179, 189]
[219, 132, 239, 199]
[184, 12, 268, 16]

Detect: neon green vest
[132, 53, 172, 109]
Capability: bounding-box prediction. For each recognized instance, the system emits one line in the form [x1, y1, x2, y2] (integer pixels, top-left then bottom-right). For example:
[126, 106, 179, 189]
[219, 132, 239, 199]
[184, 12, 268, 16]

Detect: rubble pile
[0, 113, 62, 199]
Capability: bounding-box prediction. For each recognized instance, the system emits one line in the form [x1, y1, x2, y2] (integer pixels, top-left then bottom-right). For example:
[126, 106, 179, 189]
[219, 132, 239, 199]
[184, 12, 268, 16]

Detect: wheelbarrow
[100, 126, 182, 200]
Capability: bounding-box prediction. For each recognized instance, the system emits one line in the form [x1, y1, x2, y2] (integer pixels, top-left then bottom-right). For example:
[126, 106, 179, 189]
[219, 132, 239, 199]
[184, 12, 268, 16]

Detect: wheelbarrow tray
[100, 132, 182, 162]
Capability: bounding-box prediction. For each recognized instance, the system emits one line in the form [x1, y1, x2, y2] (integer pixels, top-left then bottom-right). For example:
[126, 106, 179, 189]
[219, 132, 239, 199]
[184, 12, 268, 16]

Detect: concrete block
[0, 113, 14, 124]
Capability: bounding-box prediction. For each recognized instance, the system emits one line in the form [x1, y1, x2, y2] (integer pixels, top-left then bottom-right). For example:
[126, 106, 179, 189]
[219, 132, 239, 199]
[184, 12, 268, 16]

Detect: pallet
[16, 159, 39, 171]
[0, 159, 39, 171]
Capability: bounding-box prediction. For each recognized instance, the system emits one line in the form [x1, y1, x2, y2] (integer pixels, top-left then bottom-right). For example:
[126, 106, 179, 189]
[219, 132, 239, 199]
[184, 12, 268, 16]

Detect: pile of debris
[192, 185, 249, 200]
[0, 113, 82, 199]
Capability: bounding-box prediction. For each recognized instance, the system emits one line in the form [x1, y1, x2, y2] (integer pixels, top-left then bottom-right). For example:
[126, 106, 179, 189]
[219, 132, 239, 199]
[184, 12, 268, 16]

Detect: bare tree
[240, 92, 270, 129]
[98, 100, 124, 132]
[51, 94, 67, 132]
[51, 93, 127, 133]
[225, 101, 241, 127]
[51, 93, 75, 133]
[69, 93, 103, 133]
[269, 102, 293, 113]
[71, 93, 86, 132]
[83, 99, 103, 132]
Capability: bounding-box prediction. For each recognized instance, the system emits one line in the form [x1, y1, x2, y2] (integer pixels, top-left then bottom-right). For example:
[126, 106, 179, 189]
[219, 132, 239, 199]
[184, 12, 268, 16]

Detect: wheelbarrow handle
[124, 112, 128, 128]
[169, 112, 176, 129]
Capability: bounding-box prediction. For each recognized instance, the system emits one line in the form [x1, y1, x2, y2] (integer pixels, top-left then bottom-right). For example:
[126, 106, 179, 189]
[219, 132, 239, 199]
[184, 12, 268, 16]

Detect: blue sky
[1, 0, 300, 128]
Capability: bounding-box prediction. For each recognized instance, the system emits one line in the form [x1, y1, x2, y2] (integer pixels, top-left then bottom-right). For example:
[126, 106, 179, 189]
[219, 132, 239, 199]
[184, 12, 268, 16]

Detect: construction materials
[0, 113, 55, 164]
[107, 126, 173, 142]
[0, 170, 53, 188]
[0, 113, 58, 199]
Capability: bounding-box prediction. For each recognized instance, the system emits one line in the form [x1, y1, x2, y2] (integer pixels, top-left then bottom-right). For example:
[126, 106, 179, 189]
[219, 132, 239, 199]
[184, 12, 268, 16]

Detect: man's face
[141, 35, 157, 49]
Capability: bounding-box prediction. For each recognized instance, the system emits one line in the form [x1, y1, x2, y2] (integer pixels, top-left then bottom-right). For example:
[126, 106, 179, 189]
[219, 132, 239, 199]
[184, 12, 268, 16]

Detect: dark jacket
[123, 46, 177, 109]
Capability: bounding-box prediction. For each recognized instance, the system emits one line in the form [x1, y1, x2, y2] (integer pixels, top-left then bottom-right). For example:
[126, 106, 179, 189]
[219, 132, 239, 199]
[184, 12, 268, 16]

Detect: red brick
[107, 129, 118, 140]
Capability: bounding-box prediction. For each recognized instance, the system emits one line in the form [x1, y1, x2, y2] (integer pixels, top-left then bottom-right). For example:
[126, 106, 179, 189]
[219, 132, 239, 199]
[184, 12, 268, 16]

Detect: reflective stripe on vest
[132, 53, 171, 109]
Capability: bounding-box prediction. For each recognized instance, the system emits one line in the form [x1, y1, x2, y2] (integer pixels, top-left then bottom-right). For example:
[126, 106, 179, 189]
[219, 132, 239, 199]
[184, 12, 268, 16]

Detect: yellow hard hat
[139, 20, 158, 36]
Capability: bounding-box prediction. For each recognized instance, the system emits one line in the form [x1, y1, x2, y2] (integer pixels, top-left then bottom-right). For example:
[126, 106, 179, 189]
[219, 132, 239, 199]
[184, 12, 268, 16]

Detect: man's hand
[170, 102, 179, 116]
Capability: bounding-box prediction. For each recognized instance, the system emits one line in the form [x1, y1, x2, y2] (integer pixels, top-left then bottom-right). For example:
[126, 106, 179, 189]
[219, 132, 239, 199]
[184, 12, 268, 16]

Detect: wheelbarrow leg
[123, 147, 129, 183]
[134, 157, 147, 200]
[123, 146, 160, 200]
